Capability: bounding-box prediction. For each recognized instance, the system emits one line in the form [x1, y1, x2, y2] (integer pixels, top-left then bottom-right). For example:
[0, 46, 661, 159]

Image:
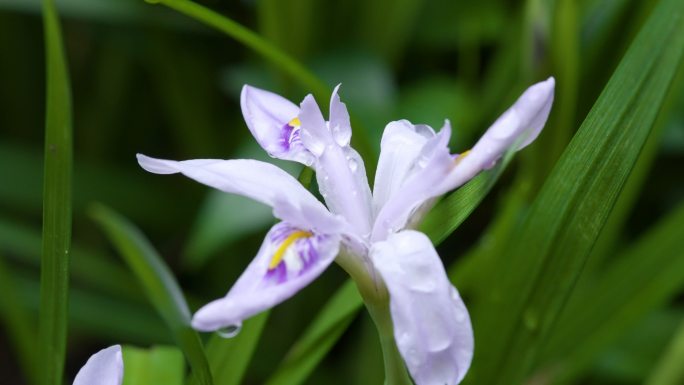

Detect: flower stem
[338, 254, 413, 385]
[365, 297, 414, 385]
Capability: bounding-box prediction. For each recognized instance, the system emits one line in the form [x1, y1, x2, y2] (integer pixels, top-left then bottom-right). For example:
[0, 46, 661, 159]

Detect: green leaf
[148, 0, 376, 165]
[89, 204, 213, 385]
[0, 217, 142, 303]
[539, 201, 684, 382]
[646, 317, 684, 385]
[0, 255, 39, 385]
[264, 280, 362, 385]
[467, 0, 684, 382]
[420, 145, 515, 244]
[39, 0, 72, 384]
[206, 311, 269, 385]
[122, 345, 185, 385]
[153, 0, 327, 103]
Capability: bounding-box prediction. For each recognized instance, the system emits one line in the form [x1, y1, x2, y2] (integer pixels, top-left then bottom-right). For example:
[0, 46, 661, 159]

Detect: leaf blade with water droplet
[89, 204, 213, 385]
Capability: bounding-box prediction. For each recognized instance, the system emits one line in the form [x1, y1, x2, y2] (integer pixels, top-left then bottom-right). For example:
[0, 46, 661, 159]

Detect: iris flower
[72, 345, 123, 385]
[137, 78, 554, 384]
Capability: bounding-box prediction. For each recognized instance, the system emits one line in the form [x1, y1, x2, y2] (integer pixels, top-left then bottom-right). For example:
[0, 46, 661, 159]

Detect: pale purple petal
[372, 231, 473, 385]
[373, 120, 436, 215]
[73, 345, 123, 385]
[241, 85, 315, 166]
[438, 77, 555, 193]
[136, 155, 339, 233]
[299, 94, 373, 237]
[371, 78, 555, 241]
[192, 222, 340, 331]
[329, 84, 352, 147]
[371, 122, 453, 241]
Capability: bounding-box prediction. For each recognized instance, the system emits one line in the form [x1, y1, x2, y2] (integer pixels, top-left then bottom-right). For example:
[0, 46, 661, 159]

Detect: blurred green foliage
[0, 0, 683, 384]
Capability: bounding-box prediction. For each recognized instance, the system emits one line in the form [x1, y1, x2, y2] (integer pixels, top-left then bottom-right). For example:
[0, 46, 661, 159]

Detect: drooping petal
[73, 345, 124, 385]
[241, 85, 315, 166]
[372, 120, 436, 215]
[192, 222, 340, 331]
[298, 93, 373, 237]
[439, 77, 555, 193]
[137, 155, 341, 233]
[371, 231, 473, 385]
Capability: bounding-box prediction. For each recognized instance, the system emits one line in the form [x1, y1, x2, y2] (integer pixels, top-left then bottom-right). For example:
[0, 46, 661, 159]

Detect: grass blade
[206, 311, 269, 385]
[264, 280, 362, 385]
[146, 0, 375, 164]
[152, 0, 327, 100]
[122, 345, 185, 385]
[467, 0, 684, 382]
[646, 318, 684, 385]
[89, 204, 213, 385]
[0, 255, 39, 385]
[539, 201, 684, 383]
[39, 0, 72, 383]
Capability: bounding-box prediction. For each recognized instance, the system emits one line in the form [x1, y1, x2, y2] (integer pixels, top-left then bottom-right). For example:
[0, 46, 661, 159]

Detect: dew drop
[416, 155, 429, 168]
[348, 158, 358, 172]
[217, 323, 242, 338]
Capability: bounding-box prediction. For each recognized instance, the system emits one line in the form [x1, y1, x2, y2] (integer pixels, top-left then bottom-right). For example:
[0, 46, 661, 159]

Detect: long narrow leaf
[147, 0, 375, 164]
[646, 317, 684, 385]
[0, 255, 39, 385]
[206, 311, 269, 385]
[468, 0, 684, 382]
[264, 280, 362, 385]
[90, 204, 213, 385]
[539, 201, 684, 383]
[122, 345, 185, 385]
[39, 0, 72, 384]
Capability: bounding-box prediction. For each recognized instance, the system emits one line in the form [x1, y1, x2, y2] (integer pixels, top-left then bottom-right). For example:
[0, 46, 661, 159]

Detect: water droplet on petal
[348, 158, 358, 172]
[416, 155, 429, 168]
[217, 323, 242, 338]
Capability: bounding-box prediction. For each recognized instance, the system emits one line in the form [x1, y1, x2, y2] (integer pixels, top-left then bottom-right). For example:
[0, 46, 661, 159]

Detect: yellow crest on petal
[268, 230, 312, 270]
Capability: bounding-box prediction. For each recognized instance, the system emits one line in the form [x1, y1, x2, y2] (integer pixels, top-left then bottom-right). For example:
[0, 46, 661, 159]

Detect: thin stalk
[152, 0, 327, 101]
[146, 0, 376, 166]
[40, 0, 73, 383]
[337, 255, 413, 385]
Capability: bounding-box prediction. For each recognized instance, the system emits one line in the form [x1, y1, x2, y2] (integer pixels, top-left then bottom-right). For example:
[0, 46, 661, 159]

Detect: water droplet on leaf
[217, 323, 242, 338]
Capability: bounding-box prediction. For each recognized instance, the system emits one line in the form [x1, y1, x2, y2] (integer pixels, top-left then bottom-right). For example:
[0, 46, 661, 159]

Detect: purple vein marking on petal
[279, 120, 307, 153]
[265, 262, 288, 284]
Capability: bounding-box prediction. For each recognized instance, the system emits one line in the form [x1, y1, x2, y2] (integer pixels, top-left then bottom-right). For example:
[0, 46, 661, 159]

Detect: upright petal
[439, 77, 555, 193]
[137, 155, 341, 233]
[328, 84, 352, 147]
[371, 231, 473, 385]
[73, 345, 123, 385]
[371, 123, 453, 241]
[298, 93, 373, 237]
[372, 120, 435, 215]
[192, 222, 340, 331]
[371, 78, 555, 241]
[241, 85, 315, 166]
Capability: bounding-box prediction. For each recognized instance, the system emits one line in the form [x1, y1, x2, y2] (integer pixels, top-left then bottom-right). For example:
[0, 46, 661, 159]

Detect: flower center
[268, 230, 312, 270]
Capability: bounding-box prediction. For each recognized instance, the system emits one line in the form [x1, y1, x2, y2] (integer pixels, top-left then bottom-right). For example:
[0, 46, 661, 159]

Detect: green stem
[154, 0, 328, 100]
[337, 255, 413, 385]
[147, 0, 377, 168]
